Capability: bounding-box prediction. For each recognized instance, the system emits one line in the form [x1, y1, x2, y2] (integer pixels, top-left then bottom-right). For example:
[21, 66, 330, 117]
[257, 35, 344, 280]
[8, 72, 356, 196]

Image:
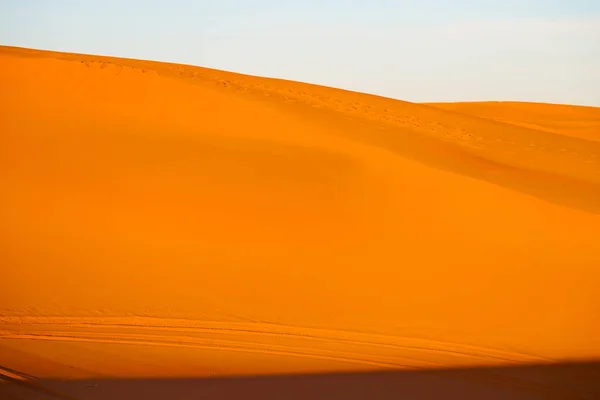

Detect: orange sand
[426, 101, 600, 142]
[1, 46, 600, 398]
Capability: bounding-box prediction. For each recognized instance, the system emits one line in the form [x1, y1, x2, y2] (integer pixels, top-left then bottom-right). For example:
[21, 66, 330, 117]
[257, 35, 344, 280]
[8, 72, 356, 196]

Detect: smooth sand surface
[2, 46, 600, 399]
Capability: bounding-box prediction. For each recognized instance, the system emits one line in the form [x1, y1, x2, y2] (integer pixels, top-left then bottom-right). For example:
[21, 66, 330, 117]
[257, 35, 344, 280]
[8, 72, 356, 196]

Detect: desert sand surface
[426, 101, 600, 142]
[1, 45, 600, 399]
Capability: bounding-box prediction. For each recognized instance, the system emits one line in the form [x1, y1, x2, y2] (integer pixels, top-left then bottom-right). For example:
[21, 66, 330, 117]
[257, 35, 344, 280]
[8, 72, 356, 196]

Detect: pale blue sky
[2, 0, 599, 106]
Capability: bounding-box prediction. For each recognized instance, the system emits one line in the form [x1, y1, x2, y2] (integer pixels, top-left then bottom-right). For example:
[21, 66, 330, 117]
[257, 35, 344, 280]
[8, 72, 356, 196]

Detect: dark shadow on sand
[2, 360, 599, 400]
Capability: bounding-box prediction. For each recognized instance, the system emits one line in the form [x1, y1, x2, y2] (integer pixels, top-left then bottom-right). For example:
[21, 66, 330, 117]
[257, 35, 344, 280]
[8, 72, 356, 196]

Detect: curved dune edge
[425, 101, 600, 142]
[1, 45, 600, 393]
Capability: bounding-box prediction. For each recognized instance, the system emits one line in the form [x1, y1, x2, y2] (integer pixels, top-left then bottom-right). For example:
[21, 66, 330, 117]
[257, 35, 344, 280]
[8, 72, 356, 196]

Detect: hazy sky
[2, 0, 599, 106]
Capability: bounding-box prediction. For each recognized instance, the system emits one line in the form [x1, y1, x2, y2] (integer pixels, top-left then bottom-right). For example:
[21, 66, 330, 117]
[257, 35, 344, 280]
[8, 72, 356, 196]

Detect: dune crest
[1, 46, 600, 397]
[426, 101, 600, 142]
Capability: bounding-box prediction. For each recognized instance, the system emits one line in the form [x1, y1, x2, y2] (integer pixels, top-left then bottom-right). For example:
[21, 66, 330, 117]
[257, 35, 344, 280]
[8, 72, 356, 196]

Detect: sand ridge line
[0, 329, 521, 367]
[4, 45, 597, 151]
[134, 56, 600, 190]
[1, 332, 417, 370]
[4, 46, 600, 212]
[424, 101, 600, 143]
[6, 45, 598, 169]
[0, 317, 547, 364]
[152, 60, 600, 172]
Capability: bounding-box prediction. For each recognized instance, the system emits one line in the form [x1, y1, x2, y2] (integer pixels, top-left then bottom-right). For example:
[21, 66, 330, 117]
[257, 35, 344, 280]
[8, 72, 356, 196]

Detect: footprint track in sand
[0, 316, 547, 367]
[0, 352, 585, 400]
[0, 366, 80, 400]
[2, 332, 418, 370]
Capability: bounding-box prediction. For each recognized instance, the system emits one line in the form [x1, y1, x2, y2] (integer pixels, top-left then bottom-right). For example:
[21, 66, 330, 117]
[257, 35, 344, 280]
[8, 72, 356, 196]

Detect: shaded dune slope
[1, 45, 600, 393]
[2, 362, 600, 400]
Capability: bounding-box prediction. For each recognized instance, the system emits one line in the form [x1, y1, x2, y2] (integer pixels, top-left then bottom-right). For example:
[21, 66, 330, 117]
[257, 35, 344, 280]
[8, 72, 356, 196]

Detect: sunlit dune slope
[426, 101, 600, 142]
[1, 45, 600, 382]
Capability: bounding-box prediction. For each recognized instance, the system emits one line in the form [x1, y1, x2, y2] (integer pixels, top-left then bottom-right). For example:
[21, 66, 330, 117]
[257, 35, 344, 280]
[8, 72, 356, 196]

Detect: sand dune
[426, 101, 600, 142]
[1, 45, 600, 398]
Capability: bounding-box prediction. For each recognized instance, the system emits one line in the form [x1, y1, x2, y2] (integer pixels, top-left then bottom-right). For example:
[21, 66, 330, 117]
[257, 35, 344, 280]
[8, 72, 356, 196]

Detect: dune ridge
[425, 101, 600, 142]
[1, 45, 600, 397]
